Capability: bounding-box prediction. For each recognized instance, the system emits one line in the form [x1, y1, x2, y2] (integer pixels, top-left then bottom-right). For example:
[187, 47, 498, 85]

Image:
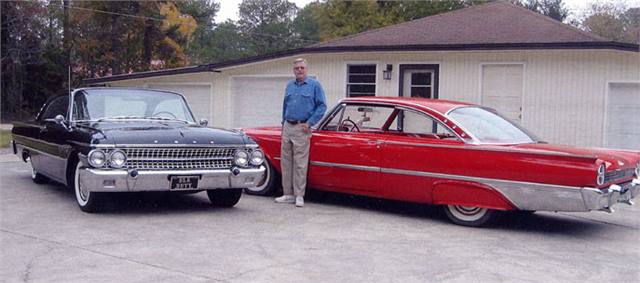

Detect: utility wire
[45, 2, 320, 44]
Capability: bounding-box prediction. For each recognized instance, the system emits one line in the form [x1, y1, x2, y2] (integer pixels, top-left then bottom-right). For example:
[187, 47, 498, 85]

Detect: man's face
[293, 62, 307, 81]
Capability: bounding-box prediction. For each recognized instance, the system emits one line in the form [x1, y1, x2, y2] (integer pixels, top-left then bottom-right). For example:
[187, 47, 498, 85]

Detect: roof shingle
[312, 1, 609, 48]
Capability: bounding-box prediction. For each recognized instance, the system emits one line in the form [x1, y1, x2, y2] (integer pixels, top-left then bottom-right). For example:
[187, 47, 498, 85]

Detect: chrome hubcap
[448, 205, 487, 222]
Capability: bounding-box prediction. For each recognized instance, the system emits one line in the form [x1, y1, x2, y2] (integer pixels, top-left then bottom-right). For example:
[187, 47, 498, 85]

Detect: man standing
[275, 58, 327, 207]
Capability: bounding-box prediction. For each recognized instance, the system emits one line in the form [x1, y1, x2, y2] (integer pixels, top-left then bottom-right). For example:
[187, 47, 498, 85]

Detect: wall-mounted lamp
[383, 64, 393, 80]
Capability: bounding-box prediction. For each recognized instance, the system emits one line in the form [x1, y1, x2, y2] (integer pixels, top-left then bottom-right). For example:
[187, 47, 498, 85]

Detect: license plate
[170, 175, 199, 190]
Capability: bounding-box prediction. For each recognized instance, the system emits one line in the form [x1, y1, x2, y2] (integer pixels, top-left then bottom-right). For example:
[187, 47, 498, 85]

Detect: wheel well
[432, 180, 515, 211]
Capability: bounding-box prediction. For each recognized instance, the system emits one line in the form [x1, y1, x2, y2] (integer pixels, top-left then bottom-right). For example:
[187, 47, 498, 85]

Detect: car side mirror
[199, 119, 208, 127]
[45, 114, 72, 132]
[54, 114, 66, 124]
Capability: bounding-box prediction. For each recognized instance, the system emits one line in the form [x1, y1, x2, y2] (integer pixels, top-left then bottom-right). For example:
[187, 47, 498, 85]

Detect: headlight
[234, 150, 249, 167]
[249, 150, 265, 166]
[596, 164, 606, 186]
[109, 150, 127, 168]
[88, 149, 106, 168]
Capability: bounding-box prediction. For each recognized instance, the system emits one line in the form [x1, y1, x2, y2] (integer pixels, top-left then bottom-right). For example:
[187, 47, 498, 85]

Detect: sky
[214, 0, 640, 23]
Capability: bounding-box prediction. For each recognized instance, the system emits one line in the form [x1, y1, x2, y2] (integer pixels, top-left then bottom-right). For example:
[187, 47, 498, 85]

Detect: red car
[243, 97, 640, 227]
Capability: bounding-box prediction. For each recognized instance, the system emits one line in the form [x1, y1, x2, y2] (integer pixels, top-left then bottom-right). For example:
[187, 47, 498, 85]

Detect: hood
[513, 143, 640, 171]
[75, 121, 246, 146]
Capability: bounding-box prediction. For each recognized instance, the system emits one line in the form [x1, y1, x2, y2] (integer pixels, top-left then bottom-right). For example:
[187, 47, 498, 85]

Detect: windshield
[72, 89, 196, 123]
[448, 106, 538, 144]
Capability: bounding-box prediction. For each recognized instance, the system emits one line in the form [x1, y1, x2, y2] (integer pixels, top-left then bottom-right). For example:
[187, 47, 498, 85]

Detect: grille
[122, 147, 237, 170]
[604, 168, 635, 184]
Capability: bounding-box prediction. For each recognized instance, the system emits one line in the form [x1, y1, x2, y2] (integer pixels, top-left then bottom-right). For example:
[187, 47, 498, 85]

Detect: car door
[37, 96, 71, 182]
[379, 107, 465, 203]
[307, 103, 395, 195]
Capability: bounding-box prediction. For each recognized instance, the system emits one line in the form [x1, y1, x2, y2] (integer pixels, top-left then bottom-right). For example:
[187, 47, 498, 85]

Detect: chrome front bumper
[78, 166, 265, 192]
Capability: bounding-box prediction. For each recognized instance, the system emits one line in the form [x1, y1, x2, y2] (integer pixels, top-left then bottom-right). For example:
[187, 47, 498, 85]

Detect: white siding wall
[108, 49, 639, 147]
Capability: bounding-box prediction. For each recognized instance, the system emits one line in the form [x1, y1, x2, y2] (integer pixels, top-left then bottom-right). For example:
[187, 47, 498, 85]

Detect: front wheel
[443, 205, 499, 227]
[72, 161, 104, 213]
[207, 188, 242, 207]
[244, 160, 279, 196]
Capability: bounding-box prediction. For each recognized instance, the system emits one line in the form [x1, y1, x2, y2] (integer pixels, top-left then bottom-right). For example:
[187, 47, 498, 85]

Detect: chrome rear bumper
[78, 166, 265, 192]
[492, 178, 639, 212]
[582, 178, 640, 212]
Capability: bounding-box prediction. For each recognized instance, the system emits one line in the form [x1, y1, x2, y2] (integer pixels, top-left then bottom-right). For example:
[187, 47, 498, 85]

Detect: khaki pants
[281, 122, 311, 197]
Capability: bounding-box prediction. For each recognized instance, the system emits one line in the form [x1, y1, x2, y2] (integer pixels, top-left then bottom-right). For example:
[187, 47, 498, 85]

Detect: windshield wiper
[145, 116, 190, 124]
[96, 116, 147, 122]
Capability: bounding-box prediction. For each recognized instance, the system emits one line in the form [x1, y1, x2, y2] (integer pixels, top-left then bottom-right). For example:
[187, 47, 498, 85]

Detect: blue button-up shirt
[282, 77, 327, 126]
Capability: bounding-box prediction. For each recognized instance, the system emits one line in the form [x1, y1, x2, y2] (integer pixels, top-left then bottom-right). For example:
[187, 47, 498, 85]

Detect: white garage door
[481, 64, 524, 124]
[231, 76, 292, 128]
[147, 84, 212, 123]
[605, 82, 640, 150]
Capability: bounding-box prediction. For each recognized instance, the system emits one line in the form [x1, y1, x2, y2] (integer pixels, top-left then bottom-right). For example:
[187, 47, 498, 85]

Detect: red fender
[432, 180, 515, 211]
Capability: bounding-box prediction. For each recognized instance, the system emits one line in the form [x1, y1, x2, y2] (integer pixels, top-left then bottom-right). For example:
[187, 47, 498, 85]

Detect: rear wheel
[443, 205, 499, 227]
[27, 157, 47, 184]
[72, 161, 104, 213]
[207, 188, 242, 207]
[244, 160, 279, 196]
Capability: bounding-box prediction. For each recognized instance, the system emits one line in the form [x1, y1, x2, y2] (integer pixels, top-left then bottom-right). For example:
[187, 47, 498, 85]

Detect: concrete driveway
[1, 159, 638, 282]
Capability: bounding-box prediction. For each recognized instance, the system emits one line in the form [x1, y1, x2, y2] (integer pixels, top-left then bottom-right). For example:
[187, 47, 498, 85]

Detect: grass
[0, 129, 11, 148]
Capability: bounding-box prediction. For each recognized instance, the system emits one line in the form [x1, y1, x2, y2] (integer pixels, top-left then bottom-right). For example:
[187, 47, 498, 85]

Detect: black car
[11, 87, 266, 212]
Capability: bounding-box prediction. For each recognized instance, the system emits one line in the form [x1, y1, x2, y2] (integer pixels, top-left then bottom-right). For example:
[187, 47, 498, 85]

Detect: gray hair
[293, 58, 307, 65]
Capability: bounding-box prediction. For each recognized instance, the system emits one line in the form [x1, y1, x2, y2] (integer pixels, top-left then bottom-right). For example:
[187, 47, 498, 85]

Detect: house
[84, 1, 640, 150]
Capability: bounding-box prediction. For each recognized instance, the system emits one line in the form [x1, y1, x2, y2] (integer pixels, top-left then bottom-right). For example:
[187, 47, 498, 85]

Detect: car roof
[341, 97, 474, 115]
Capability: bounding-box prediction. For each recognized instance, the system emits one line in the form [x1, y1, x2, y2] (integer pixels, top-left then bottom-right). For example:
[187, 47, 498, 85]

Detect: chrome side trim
[308, 160, 602, 211]
[310, 161, 380, 172]
[12, 140, 67, 162]
[383, 140, 597, 159]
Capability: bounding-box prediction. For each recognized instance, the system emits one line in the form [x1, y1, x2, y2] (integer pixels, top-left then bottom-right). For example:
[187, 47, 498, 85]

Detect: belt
[286, 120, 307, 125]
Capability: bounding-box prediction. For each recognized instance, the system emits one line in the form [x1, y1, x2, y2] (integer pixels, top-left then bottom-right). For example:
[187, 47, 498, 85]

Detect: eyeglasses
[293, 67, 306, 70]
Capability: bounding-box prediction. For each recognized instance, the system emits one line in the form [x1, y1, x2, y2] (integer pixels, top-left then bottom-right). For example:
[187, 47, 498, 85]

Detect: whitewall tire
[443, 205, 498, 227]
[72, 161, 103, 213]
[244, 160, 279, 196]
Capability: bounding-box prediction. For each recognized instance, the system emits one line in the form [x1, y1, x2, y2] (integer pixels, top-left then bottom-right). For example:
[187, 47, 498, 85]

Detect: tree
[293, 1, 322, 46]
[177, 0, 221, 65]
[196, 20, 253, 63]
[1, 0, 64, 121]
[581, 3, 638, 43]
[238, 0, 298, 55]
[314, 0, 470, 41]
[517, 0, 569, 22]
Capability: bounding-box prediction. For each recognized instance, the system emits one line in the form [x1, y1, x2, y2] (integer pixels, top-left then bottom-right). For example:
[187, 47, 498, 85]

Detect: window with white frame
[347, 64, 376, 97]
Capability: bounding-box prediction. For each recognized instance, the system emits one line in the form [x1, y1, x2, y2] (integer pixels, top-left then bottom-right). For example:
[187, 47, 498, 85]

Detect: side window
[322, 104, 394, 132]
[40, 97, 69, 121]
[389, 109, 457, 138]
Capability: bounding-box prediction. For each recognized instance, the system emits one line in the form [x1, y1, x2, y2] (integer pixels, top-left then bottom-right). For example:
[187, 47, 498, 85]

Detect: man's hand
[302, 123, 311, 134]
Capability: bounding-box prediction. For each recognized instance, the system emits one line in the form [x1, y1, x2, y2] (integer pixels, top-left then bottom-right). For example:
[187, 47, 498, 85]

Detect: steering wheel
[339, 119, 360, 132]
[152, 111, 177, 119]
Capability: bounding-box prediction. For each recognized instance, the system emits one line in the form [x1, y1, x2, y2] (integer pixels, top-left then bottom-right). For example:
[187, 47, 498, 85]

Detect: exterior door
[37, 96, 71, 182]
[481, 64, 524, 124]
[605, 82, 640, 149]
[403, 70, 434, 98]
[398, 64, 439, 98]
